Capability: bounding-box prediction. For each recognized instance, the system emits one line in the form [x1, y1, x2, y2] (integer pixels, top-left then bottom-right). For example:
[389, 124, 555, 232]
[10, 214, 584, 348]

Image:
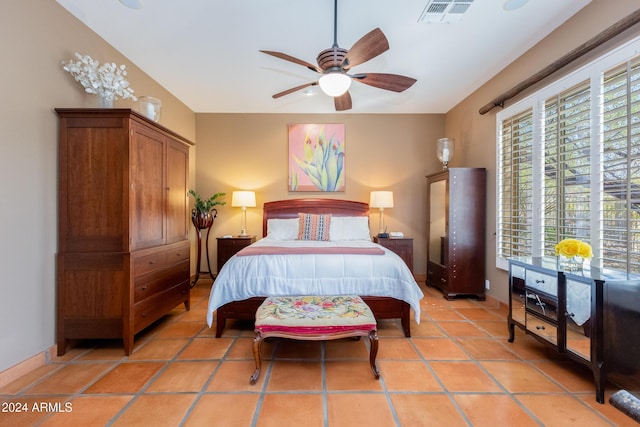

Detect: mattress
[206, 238, 424, 327]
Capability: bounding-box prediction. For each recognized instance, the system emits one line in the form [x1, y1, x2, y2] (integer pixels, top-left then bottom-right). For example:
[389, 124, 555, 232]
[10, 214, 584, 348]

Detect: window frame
[496, 35, 640, 271]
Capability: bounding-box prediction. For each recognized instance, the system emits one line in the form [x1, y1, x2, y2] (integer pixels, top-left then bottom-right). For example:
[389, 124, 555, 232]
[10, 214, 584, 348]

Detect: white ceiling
[56, 0, 591, 114]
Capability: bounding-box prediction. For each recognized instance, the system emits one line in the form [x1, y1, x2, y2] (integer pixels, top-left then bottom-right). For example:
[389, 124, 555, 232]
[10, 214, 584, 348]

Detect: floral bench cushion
[255, 295, 376, 335]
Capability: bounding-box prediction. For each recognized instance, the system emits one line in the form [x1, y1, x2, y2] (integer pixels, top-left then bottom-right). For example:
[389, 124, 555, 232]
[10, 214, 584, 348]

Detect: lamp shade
[318, 72, 352, 97]
[370, 191, 394, 209]
[232, 191, 256, 208]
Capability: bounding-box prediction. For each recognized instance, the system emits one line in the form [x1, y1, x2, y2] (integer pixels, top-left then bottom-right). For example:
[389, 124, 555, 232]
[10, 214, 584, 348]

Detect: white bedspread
[206, 238, 424, 327]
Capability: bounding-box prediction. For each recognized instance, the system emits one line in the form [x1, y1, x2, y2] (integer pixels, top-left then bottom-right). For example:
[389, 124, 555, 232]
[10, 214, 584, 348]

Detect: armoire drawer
[134, 259, 190, 302]
[133, 241, 190, 277]
[134, 280, 190, 332]
[134, 251, 166, 276]
[427, 263, 447, 289]
[165, 244, 189, 263]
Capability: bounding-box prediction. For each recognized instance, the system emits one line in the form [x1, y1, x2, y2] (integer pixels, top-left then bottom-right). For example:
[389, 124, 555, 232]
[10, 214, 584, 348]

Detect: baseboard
[0, 345, 56, 389]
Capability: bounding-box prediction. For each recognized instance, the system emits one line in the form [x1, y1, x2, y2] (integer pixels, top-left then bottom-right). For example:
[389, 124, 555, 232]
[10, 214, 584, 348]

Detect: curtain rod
[479, 8, 640, 115]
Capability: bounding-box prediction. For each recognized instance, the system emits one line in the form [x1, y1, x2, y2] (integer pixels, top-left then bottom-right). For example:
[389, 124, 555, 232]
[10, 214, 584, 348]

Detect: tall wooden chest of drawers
[55, 109, 193, 355]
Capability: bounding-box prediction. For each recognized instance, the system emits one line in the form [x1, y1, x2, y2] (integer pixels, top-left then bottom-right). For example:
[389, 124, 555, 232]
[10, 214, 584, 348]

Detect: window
[497, 36, 640, 274]
[498, 109, 533, 259]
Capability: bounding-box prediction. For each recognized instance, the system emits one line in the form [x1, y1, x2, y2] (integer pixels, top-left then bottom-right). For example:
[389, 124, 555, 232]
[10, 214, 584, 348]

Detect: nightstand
[217, 235, 257, 273]
[373, 236, 414, 272]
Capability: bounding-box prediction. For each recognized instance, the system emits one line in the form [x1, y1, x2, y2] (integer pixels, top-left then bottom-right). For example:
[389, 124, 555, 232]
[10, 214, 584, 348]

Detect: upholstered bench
[250, 295, 380, 384]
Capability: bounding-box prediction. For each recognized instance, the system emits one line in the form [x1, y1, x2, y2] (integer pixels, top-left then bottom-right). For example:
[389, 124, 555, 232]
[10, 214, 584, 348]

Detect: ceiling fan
[260, 0, 417, 111]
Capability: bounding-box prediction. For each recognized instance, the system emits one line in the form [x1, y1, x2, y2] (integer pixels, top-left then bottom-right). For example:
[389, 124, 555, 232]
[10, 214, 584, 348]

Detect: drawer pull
[142, 286, 147, 290]
[149, 260, 156, 265]
[536, 279, 545, 284]
[536, 325, 545, 330]
[141, 313, 147, 318]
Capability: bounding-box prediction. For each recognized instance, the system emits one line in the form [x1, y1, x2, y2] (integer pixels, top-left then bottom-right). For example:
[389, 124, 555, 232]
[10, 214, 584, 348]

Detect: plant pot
[192, 209, 217, 229]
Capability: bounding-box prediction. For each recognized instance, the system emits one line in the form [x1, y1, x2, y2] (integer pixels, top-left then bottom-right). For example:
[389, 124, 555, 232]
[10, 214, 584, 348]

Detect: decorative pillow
[297, 213, 331, 241]
[330, 216, 371, 241]
[266, 218, 299, 240]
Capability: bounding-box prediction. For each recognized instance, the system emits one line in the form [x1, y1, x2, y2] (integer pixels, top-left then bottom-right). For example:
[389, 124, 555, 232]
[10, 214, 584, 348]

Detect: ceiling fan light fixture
[319, 72, 352, 97]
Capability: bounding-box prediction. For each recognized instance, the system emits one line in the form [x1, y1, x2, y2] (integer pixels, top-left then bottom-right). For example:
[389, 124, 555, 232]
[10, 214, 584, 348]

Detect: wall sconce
[369, 191, 394, 237]
[232, 191, 256, 236]
[437, 138, 455, 169]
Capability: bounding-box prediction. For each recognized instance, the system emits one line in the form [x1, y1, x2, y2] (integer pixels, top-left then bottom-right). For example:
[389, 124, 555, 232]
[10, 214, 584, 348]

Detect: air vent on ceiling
[418, 0, 474, 24]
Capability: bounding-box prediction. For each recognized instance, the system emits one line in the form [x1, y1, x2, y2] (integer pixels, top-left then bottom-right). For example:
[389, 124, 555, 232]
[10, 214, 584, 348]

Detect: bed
[206, 198, 424, 338]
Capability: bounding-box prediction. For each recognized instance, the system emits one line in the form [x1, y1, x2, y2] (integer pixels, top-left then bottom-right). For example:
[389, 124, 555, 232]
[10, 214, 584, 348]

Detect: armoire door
[130, 123, 166, 250]
[166, 139, 190, 244]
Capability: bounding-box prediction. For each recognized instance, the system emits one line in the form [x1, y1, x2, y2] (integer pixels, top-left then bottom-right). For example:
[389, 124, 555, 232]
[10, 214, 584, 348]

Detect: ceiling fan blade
[272, 82, 318, 99]
[352, 73, 417, 92]
[342, 28, 389, 69]
[260, 50, 322, 73]
[334, 91, 352, 111]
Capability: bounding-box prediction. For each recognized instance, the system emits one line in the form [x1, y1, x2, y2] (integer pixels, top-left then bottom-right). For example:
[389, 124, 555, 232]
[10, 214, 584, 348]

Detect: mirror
[429, 179, 447, 265]
[565, 278, 591, 361]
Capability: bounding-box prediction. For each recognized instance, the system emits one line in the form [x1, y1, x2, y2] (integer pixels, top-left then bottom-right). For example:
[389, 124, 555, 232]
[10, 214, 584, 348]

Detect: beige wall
[0, 0, 195, 375]
[195, 113, 446, 273]
[445, 0, 640, 302]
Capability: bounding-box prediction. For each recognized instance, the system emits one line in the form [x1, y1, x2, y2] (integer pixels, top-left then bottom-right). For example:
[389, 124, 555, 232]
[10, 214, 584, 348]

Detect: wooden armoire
[55, 109, 193, 355]
[426, 168, 486, 300]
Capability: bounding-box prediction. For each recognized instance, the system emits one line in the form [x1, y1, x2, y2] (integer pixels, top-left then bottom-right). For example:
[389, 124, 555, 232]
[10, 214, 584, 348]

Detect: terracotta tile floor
[1, 281, 637, 426]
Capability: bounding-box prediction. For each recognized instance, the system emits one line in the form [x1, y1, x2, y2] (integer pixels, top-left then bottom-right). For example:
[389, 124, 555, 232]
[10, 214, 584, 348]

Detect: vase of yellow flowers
[555, 238, 593, 271]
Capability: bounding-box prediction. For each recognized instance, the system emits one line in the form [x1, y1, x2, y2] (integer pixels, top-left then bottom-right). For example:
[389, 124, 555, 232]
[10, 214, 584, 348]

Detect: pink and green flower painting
[288, 124, 345, 192]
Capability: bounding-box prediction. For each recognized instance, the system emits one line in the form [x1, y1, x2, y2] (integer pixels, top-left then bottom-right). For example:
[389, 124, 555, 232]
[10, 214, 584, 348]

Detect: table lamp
[232, 191, 256, 236]
[370, 191, 394, 237]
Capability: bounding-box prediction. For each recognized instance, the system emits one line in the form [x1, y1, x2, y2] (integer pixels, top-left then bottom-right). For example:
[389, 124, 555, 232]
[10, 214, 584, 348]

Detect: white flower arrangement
[62, 53, 137, 101]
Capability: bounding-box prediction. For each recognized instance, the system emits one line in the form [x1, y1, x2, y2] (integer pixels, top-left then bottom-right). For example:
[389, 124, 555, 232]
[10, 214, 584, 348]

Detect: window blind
[496, 36, 640, 274]
[498, 109, 534, 260]
[602, 58, 640, 272]
[543, 82, 592, 257]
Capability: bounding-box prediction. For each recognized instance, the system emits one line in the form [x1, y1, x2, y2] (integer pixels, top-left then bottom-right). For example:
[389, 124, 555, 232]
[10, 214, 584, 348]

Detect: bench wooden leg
[368, 330, 380, 379]
[250, 332, 263, 384]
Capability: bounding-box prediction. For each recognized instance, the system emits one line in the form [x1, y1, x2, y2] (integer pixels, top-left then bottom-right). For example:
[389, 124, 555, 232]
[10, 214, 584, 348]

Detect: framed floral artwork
[288, 123, 345, 192]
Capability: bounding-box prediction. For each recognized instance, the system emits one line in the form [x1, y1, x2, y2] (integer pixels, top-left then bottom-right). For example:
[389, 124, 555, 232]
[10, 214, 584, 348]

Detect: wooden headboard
[262, 198, 369, 237]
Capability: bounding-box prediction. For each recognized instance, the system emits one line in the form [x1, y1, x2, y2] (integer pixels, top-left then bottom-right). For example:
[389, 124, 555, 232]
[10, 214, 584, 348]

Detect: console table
[508, 256, 640, 403]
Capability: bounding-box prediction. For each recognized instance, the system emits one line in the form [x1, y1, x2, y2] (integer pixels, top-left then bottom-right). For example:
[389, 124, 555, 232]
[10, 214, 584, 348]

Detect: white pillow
[266, 218, 299, 240]
[330, 216, 371, 241]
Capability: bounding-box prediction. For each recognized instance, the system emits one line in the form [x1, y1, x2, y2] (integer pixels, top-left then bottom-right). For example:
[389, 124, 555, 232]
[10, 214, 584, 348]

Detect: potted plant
[189, 189, 226, 229]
